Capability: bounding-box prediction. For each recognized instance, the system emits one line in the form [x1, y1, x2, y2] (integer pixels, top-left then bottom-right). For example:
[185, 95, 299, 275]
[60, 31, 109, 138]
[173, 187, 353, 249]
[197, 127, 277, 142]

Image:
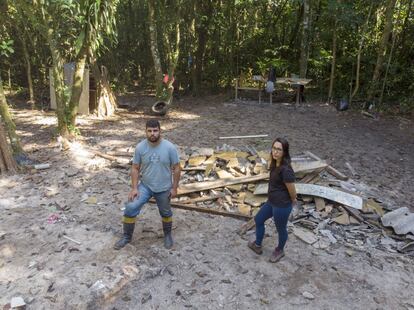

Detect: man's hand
[128, 188, 139, 201]
[169, 188, 177, 199]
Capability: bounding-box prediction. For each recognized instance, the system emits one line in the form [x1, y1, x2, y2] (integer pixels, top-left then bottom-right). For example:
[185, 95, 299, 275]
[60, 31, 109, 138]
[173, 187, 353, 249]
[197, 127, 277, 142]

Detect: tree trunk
[148, 0, 164, 99]
[368, 0, 397, 102]
[0, 121, 18, 174]
[328, 18, 337, 103]
[20, 33, 35, 107]
[0, 77, 23, 155]
[350, 3, 373, 102]
[299, 0, 310, 78]
[50, 48, 70, 137]
[288, 3, 303, 52]
[379, 17, 398, 106]
[68, 49, 87, 127]
[192, 1, 212, 95]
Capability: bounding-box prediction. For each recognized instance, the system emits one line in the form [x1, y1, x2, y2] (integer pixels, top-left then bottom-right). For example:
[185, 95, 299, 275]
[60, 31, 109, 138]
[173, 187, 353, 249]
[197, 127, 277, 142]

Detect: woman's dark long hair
[269, 137, 291, 170]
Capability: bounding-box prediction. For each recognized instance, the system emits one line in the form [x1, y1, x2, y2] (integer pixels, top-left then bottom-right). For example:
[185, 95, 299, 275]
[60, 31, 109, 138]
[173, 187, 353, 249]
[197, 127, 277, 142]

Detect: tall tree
[148, 0, 165, 99]
[299, 0, 310, 78]
[368, 0, 397, 102]
[0, 76, 23, 156]
[68, 0, 119, 125]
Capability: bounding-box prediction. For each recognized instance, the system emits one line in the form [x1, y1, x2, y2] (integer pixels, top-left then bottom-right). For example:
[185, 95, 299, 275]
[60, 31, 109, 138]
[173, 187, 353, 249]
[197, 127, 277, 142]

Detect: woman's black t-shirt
[268, 164, 295, 207]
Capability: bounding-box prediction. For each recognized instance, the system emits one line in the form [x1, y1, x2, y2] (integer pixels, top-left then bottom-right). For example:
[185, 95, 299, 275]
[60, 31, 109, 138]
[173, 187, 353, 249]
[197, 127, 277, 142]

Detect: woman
[248, 137, 297, 262]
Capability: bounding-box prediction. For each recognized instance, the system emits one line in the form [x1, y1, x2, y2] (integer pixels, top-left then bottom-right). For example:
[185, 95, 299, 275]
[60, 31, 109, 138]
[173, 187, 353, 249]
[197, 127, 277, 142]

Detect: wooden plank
[315, 197, 326, 211]
[276, 77, 312, 85]
[305, 151, 348, 180]
[291, 160, 327, 175]
[253, 161, 327, 195]
[342, 205, 363, 223]
[295, 183, 363, 210]
[181, 166, 206, 171]
[174, 193, 225, 204]
[95, 151, 130, 164]
[238, 218, 256, 235]
[299, 170, 322, 184]
[180, 160, 327, 196]
[170, 201, 251, 221]
[178, 173, 269, 196]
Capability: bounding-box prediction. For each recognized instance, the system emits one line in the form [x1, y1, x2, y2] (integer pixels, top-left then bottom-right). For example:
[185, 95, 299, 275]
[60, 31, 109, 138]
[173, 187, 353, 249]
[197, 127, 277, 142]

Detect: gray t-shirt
[132, 138, 179, 192]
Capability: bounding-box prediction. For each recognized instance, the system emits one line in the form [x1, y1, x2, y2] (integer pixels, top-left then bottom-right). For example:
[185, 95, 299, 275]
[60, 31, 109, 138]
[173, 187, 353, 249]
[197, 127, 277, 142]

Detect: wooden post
[235, 78, 238, 100]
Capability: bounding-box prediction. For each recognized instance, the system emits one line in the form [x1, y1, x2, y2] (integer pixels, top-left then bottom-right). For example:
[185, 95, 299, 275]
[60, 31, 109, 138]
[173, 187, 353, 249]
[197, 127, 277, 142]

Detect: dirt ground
[1, 94, 414, 309]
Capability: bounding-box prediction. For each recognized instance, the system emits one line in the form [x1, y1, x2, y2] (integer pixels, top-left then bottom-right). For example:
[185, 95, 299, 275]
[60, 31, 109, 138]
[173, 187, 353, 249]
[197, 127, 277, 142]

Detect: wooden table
[276, 77, 312, 105]
[234, 75, 273, 104]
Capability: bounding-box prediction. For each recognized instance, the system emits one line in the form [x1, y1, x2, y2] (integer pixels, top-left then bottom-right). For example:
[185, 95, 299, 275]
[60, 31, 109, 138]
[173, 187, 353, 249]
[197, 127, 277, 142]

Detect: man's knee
[124, 200, 143, 217]
[159, 208, 173, 219]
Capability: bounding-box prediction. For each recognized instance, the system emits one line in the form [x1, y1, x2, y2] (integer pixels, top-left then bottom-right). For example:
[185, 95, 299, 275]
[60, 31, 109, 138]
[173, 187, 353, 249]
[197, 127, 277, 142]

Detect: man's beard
[148, 135, 160, 142]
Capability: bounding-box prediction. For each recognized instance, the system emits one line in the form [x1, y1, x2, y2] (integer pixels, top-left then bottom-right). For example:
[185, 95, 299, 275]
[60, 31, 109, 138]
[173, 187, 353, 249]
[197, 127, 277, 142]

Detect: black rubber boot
[114, 222, 135, 250]
[162, 220, 173, 249]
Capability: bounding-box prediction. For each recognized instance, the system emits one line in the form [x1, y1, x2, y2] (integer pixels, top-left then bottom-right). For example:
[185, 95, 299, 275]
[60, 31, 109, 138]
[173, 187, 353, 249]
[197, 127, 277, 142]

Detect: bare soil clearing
[1, 95, 413, 309]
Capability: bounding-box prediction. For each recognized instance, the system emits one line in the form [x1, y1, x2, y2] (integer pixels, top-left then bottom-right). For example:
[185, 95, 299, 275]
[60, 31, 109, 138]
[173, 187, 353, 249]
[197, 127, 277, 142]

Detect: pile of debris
[103, 144, 414, 255]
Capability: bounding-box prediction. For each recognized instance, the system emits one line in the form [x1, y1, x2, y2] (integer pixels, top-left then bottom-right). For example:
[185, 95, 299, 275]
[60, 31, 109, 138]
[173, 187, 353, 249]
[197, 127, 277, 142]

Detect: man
[114, 119, 181, 250]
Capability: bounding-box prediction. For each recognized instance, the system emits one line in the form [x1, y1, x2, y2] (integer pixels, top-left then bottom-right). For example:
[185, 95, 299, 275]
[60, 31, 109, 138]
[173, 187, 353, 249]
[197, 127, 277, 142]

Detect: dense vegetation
[0, 0, 413, 139]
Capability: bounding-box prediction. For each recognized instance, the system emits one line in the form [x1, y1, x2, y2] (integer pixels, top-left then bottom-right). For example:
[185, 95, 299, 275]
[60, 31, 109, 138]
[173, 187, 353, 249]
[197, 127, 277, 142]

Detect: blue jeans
[254, 202, 292, 250]
[124, 183, 172, 219]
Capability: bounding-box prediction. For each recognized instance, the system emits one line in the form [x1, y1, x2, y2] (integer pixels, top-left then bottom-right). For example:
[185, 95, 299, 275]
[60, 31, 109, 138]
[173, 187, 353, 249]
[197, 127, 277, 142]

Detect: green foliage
[0, 40, 14, 57]
[1, 0, 413, 115]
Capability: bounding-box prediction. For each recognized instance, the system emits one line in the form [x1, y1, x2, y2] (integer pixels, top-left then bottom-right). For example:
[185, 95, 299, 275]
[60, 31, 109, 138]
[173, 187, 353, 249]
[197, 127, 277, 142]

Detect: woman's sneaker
[269, 248, 285, 263]
[248, 241, 263, 255]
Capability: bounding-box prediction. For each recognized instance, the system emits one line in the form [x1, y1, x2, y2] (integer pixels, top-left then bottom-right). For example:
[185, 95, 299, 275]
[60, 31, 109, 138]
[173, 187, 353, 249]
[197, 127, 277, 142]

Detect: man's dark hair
[146, 119, 160, 129]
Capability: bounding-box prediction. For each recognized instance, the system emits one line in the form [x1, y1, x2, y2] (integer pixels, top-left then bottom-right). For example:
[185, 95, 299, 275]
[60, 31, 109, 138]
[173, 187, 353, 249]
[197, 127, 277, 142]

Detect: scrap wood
[182, 166, 206, 171]
[299, 170, 322, 184]
[175, 193, 225, 204]
[295, 183, 363, 210]
[305, 151, 348, 180]
[345, 162, 357, 177]
[148, 198, 251, 220]
[253, 160, 328, 195]
[291, 160, 327, 175]
[342, 205, 364, 222]
[238, 218, 256, 235]
[106, 151, 132, 157]
[177, 173, 269, 196]
[95, 151, 130, 164]
[170, 201, 251, 221]
[315, 197, 326, 211]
